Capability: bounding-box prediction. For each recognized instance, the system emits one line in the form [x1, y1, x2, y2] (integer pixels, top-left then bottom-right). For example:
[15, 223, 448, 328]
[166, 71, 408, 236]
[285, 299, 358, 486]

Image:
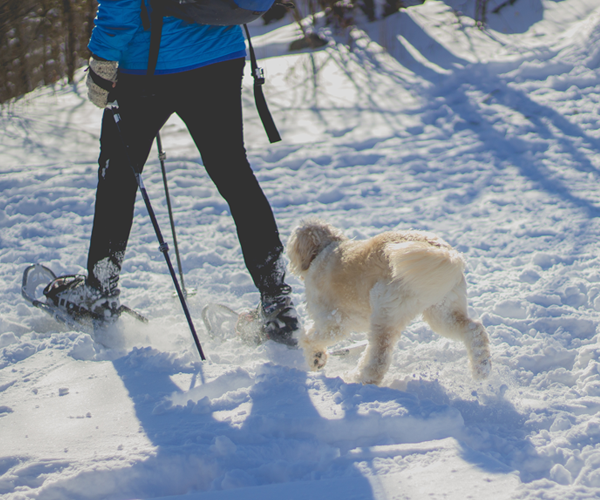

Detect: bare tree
[475, 0, 489, 27]
[0, 0, 98, 103]
[63, 0, 76, 82]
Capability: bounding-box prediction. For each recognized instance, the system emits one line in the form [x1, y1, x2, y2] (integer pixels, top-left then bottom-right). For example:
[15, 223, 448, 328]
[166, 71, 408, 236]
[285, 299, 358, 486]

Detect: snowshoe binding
[43, 274, 121, 325]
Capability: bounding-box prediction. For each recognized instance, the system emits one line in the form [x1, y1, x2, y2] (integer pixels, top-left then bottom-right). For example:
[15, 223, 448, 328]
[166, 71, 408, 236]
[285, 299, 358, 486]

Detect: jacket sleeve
[88, 0, 145, 62]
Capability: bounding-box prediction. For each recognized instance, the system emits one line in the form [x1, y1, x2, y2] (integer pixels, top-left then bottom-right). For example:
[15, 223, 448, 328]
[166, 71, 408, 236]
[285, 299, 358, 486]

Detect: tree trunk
[86, 0, 98, 48]
[13, 7, 31, 96]
[63, 0, 76, 83]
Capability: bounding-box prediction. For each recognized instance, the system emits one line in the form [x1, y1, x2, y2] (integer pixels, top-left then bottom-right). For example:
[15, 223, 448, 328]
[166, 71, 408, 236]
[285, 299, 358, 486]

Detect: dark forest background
[0, 0, 502, 104]
[0, 0, 98, 104]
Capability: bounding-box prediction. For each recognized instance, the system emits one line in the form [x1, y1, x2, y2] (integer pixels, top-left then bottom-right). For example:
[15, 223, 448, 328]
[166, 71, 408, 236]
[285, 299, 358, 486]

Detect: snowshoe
[22, 264, 147, 329]
[327, 340, 368, 357]
[201, 303, 268, 346]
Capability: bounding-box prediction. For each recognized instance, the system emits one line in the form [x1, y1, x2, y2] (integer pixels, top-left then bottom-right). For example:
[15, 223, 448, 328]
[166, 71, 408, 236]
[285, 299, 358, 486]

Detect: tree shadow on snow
[388, 13, 600, 219]
[442, 0, 545, 35]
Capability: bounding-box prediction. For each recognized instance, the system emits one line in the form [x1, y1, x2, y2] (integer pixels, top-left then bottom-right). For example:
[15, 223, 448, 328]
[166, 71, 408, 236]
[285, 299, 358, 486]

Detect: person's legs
[175, 59, 300, 343]
[175, 59, 286, 295]
[47, 76, 173, 319]
[87, 76, 174, 294]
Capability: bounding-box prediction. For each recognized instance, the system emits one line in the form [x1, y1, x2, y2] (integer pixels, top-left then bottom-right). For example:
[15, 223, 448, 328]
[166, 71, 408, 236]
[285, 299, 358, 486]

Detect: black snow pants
[87, 58, 285, 296]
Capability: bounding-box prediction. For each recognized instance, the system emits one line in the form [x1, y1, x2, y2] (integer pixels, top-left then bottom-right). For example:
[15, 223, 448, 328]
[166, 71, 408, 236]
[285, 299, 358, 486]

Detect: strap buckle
[254, 67, 265, 85]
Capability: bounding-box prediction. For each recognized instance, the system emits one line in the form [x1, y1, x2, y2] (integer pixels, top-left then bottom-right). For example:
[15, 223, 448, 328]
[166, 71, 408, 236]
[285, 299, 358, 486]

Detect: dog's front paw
[311, 350, 328, 370]
[299, 335, 329, 371]
[303, 347, 328, 371]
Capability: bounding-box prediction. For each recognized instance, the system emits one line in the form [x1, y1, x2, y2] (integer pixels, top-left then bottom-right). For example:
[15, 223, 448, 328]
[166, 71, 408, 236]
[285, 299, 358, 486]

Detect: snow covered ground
[1, 0, 600, 498]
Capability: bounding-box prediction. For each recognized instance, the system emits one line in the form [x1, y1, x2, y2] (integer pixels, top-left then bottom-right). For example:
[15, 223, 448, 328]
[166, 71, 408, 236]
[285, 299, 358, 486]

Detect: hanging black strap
[140, 0, 151, 30]
[141, 2, 281, 142]
[146, 2, 164, 77]
[88, 66, 115, 92]
[243, 24, 281, 144]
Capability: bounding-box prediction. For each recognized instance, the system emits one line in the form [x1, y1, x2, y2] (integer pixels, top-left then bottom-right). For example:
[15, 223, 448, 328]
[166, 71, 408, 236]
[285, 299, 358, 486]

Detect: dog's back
[385, 232, 465, 302]
[317, 231, 463, 307]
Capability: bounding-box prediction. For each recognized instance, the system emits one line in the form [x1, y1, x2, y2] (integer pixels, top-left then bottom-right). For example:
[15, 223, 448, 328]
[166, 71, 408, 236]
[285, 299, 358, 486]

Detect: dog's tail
[386, 241, 465, 302]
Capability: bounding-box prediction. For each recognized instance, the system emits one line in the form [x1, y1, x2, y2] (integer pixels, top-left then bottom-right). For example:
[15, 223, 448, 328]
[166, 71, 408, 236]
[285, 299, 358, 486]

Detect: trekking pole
[156, 131, 192, 298]
[108, 104, 206, 361]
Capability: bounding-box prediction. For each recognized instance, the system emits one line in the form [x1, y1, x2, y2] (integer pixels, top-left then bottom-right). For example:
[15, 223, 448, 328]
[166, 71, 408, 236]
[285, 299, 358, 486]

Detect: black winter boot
[259, 284, 301, 347]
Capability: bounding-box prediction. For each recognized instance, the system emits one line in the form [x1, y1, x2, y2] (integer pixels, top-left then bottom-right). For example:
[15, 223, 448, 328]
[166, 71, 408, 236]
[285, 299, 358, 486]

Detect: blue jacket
[88, 0, 246, 75]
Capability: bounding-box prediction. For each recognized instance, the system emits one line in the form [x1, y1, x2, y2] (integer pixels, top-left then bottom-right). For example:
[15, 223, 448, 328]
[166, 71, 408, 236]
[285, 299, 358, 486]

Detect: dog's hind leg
[422, 280, 491, 380]
[355, 325, 403, 385]
[355, 285, 418, 385]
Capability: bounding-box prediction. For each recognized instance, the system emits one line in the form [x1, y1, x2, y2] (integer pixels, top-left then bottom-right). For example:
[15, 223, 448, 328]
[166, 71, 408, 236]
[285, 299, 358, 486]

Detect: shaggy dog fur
[287, 219, 491, 385]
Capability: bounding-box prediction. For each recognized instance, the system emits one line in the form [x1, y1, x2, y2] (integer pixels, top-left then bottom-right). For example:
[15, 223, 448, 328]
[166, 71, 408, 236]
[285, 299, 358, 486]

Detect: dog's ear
[287, 225, 317, 275]
[287, 219, 346, 276]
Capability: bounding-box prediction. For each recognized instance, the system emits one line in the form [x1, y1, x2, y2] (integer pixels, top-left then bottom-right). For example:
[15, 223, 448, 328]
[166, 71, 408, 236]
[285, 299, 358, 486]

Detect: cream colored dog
[287, 218, 491, 385]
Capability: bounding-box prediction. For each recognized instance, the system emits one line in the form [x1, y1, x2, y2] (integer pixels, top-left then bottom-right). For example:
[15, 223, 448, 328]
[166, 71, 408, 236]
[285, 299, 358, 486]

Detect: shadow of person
[28, 344, 373, 499]
[29, 336, 544, 499]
